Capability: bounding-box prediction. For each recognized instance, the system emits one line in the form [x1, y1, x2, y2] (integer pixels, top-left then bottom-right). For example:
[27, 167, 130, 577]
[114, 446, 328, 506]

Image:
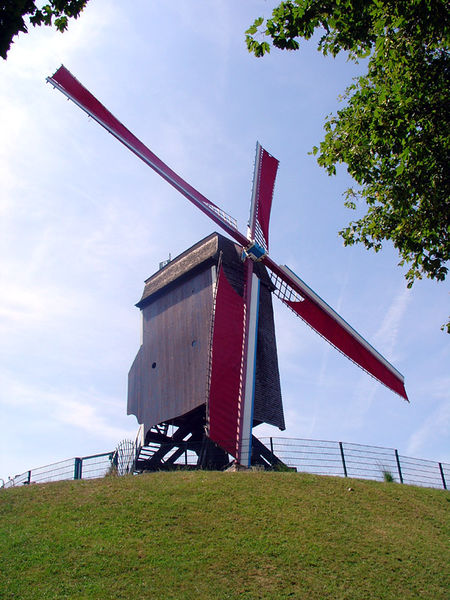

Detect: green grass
[1, 472, 449, 599]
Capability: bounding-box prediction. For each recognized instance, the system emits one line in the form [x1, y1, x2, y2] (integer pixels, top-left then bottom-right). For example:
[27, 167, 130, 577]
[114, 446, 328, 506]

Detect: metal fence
[2, 452, 114, 489]
[1, 438, 448, 491]
[262, 438, 449, 489]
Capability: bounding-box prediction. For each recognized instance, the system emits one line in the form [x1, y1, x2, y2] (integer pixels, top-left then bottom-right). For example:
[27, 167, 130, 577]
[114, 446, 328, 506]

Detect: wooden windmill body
[128, 232, 286, 469]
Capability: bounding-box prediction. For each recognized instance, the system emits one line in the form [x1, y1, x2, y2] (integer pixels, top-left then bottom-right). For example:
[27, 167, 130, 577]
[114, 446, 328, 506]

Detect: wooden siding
[128, 266, 214, 432]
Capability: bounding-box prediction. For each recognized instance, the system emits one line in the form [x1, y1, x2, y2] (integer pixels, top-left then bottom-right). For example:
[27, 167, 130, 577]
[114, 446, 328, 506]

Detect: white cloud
[0, 281, 86, 330]
[0, 371, 135, 440]
[54, 395, 135, 441]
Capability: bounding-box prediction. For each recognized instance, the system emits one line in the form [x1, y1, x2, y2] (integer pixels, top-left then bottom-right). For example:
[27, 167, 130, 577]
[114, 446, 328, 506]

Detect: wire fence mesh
[2, 438, 448, 491]
[258, 438, 448, 489]
[28, 458, 76, 485]
[398, 454, 448, 489]
[2, 453, 114, 489]
[79, 453, 115, 480]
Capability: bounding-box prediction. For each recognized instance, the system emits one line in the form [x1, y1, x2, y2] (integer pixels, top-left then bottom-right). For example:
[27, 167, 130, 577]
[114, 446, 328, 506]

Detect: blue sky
[1, 1, 448, 482]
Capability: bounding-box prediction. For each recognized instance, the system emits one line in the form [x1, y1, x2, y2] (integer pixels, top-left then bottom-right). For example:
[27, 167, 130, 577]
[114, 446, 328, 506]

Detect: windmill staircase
[133, 420, 287, 472]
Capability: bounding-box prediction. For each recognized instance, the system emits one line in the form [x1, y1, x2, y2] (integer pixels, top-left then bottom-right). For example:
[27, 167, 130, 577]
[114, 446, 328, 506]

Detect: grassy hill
[1, 471, 449, 599]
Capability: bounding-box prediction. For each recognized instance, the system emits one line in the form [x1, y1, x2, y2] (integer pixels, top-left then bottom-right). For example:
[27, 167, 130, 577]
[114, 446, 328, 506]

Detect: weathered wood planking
[127, 232, 285, 438]
[128, 266, 214, 433]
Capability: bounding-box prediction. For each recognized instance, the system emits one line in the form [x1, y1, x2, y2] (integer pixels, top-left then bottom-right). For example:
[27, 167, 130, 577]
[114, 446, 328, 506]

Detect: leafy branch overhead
[247, 1, 450, 298]
[0, 0, 90, 59]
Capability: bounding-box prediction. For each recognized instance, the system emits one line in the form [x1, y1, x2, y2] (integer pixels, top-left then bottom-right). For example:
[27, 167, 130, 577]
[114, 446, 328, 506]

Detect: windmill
[47, 66, 408, 470]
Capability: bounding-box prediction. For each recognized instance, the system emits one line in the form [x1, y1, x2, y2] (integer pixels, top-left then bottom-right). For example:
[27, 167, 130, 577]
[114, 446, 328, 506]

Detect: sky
[1, 1, 448, 483]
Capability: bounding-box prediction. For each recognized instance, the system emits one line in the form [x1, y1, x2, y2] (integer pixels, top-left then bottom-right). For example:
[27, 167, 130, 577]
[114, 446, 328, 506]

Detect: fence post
[438, 463, 447, 490]
[270, 437, 274, 456]
[394, 449, 403, 484]
[74, 458, 82, 480]
[339, 442, 348, 477]
[26, 470, 31, 485]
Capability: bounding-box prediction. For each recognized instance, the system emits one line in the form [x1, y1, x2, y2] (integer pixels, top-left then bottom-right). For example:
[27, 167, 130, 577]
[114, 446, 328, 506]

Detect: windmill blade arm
[47, 65, 247, 246]
[264, 257, 408, 401]
[248, 142, 279, 251]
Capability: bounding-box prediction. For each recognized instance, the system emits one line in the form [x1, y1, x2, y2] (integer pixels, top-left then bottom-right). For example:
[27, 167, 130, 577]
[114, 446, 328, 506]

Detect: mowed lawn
[1, 471, 449, 599]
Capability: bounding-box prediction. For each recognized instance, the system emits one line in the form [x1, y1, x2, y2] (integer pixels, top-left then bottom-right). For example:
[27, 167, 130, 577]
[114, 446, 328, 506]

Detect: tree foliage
[247, 1, 450, 303]
[0, 0, 90, 59]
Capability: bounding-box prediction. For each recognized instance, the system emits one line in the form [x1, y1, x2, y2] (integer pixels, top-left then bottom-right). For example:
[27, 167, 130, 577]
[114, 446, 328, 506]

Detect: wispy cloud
[345, 285, 411, 429]
[0, 371, 135, 441]
[0, 371, 136, 480]
[372, 285, 411, 359]
[406, 397, 450, 462]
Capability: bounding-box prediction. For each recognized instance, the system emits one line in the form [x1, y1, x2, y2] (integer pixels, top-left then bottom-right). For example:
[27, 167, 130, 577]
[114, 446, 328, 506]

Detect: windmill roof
[136, 232, 273, 308]
[137, 232, 230, 307]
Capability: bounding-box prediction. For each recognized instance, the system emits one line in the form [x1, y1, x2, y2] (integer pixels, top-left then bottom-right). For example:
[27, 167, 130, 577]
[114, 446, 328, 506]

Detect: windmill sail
[236, 143, 279, 466]
[265, 258, 408, 400]
[47, 66, 244, 244]
[207, 265, 245, 458]
[248, 142, 279, 251]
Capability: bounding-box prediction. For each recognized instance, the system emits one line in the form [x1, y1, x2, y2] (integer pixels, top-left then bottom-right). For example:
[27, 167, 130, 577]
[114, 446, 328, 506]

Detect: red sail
[257, 147, 278, 248]
[208, 266, 245, 458]
[47, 66, 245, 245]
[286, 298, 408, 399]
[264, 259, 408, 401]
[250, 145, 279, 250]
